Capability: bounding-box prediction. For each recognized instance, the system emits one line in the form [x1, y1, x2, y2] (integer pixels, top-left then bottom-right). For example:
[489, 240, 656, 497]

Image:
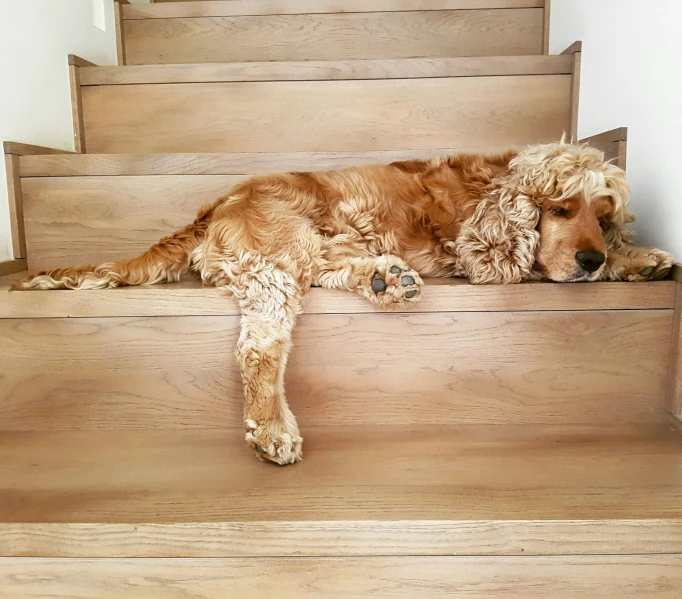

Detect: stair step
[2, 555, 681, 598]
[0, 274, 675, 430]
[2, 426, 682, 557]
[74, 56, 574, 153]
[120, 0, 546, 65]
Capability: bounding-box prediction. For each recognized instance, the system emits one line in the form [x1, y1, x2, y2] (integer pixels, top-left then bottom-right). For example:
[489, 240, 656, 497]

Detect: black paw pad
[404, 290, 418, 299]
[401, 275, 415, 286]
[255, 445, 266, 454]
[639, 266, 655, 277]
[389, 266, 403, 274]
[372, 273, 387, 293]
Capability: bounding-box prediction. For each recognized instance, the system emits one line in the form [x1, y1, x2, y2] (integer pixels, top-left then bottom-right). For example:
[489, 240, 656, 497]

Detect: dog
[13, 141, 675, 464]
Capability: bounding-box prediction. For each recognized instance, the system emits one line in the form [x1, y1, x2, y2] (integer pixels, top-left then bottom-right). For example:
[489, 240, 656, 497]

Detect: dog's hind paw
[608, 247, 675, 281]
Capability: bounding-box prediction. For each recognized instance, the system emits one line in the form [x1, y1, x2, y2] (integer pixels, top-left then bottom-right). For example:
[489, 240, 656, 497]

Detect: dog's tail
[12, 203, 216, 291]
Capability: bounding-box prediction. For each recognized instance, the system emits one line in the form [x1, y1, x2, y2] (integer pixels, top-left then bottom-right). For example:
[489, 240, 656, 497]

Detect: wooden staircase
[1, 0, 682, 596]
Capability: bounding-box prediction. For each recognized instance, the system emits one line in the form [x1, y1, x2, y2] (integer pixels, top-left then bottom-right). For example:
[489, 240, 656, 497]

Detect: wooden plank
[1, 276, 675, 318]
[580, 127, 628, 169]
[0, 428, 681, 552]
[124, 0, 546, 19]
[19, 149, 524, 177]
[2, 556, 681, 599]
[4, 154, 26, 258]
[0, 311, 672, 429]
[0, 259, 26, 277]
[3, 142, 74, 156]
[561, 43, 582, 141]
[81, 75, 571, 154]
[123, 9, 544, 64]
[69, 62, 85, 153]
[80, 56, 573, 85]
[4, 518, 682, 559]
[21, 175, 247, 269]
[114, 1, 126, 65]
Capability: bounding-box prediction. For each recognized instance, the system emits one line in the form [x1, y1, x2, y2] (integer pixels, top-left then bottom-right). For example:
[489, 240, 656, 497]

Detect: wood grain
[21, 175, 247, 269]
[2, 556, 681, 598]
[0, 311, 672, 429]
[4, 154, 26, 258]
[124, 0, 545, 18]
[19, 149, 527, 177]
[80, 56, 573, 85]
[580, 127, 628, 170]
[4, 518, 682, 558]
[569, 49, 581, 141]
[81, 76, 571, 154]
[1, 275, 675, 318]
[0, 427, 681, 528]
[543, 0, 551, 53]
[668, 275, 682, 417]
[123, 9, 543, 64]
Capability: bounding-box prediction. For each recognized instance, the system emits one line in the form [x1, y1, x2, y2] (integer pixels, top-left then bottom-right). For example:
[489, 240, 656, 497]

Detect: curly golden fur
[13, 141, 675, 464]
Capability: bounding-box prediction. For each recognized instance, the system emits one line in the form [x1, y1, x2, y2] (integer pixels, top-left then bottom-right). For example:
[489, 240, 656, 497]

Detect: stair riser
[0, 310, 671, 430]
[122, 8, 543, 65]
[77, 74, 572, 154]
[2, 556, 681, 599]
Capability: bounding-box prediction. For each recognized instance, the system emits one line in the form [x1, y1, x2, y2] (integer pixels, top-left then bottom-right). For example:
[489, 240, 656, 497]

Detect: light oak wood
[569, 50, 581, 141]
[124, 0, 545, 19]
[123, 9, 543, 64]
[0, 259, 26, 276]
[580, 127, 628, 170]
[19, 149, 526, 177]
[3, 142, 74, 156]
[80, 75, 571, 153]
[80, 56, 573, 85]
[2, 555, 681, 599]
[0, 311, 672, 429]
[4, 154, 26, 258]
[0, 275, 674, 318]
[114, 1, 126, 65]
[21, 175, 248, 269]
[69, 62, 85, 153]
[0, 426, 681, 557]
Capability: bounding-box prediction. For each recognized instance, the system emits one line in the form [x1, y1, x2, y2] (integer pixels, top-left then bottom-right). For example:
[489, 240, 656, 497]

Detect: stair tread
[0, 274, 675, 317]
[2, 425, 681, 525]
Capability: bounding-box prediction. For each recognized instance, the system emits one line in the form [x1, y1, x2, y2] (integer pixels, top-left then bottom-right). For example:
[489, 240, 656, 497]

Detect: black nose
[575, 250, 606, 273]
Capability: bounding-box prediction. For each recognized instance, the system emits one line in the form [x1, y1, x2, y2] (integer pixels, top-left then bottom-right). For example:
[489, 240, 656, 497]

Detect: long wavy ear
[600, 164, 634, 249]
[456, 189, 540, 284]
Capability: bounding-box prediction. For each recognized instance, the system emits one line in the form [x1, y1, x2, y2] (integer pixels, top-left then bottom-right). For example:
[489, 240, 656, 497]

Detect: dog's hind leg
[314, 251, 423, 306]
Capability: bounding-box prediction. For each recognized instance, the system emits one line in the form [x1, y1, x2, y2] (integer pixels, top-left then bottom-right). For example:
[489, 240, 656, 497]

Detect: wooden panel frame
[580, 127, 628, 170]
[0, 259, 26, 276]
[123, 0, 546, 19]
[668, 264, 682, 420]
[68, 55, 92, 153]
[1, 555, 681, 598]
[561, 41, 581, 141]
[114, 1, 127, 65]
[542, 0, 551, 53]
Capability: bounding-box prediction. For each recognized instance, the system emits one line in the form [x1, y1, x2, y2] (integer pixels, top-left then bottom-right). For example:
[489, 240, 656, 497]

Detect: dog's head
[510, 141, 632, 282]
[458, 141, 633, 284]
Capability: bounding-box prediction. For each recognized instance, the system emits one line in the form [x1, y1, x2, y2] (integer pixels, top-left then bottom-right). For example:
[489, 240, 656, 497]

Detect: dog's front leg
[233, 268, 304, 465]
[602, 245, 675, 281]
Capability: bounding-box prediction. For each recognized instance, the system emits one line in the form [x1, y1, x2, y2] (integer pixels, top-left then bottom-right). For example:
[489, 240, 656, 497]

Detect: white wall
[550, 0, 682, 258]
[0, 0, 129, 261]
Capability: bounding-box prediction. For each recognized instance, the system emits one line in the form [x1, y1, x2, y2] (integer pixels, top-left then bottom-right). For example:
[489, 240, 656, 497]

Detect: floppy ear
[600, 168, 635, 249]
[457, 189, 540, 284]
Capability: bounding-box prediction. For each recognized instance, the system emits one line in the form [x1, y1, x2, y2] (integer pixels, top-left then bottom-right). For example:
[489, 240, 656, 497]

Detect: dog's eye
[549, 207, 570, 218]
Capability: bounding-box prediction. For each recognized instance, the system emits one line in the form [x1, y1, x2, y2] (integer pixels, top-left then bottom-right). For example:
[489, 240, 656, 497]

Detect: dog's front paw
[245, 418, 303, 465]
[612, 247, 675, 281]
[362, 257, 422, 305]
